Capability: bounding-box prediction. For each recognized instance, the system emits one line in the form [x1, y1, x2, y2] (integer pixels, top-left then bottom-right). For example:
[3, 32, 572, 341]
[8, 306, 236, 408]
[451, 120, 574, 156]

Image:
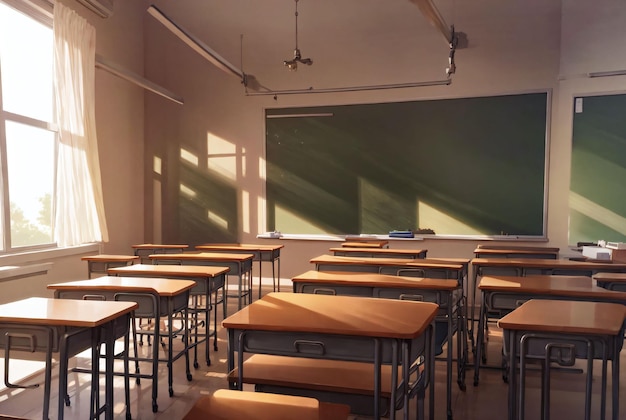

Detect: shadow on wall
[177, 162, 238, 245]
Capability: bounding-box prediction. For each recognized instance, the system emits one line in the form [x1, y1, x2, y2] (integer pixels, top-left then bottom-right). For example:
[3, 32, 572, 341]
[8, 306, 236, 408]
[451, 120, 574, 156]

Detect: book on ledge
[389, 230, 414, 238]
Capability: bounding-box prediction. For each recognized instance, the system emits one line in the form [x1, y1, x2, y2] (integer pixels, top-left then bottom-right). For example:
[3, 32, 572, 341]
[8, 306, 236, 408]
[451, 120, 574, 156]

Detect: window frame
[0, 0, 58, 253]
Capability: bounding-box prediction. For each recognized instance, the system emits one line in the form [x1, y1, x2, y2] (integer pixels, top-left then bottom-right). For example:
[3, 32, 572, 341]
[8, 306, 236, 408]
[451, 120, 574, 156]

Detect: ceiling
[144, 0, 461, 91]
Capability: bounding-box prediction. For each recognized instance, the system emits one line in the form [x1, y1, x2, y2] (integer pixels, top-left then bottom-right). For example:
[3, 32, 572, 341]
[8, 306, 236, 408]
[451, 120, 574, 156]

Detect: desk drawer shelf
[54, 290, 188, 318]
[297, 284, 373, 297]
[232, 329, 425, 365]
[503, 331, 623, 360]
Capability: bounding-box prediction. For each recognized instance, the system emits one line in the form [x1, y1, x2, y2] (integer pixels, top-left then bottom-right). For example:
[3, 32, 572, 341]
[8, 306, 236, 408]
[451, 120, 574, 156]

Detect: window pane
[0, 2, 53, 122]
[6, 121, 54, 247]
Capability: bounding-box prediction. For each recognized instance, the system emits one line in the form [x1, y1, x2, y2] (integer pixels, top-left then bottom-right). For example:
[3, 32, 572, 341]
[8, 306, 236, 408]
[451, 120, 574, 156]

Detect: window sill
[0, 243, 99, 282]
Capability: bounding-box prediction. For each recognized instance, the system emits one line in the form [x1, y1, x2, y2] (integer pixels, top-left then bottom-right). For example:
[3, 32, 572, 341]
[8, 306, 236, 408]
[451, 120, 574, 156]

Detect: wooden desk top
[497, 299, 626, 335]
[81, 254, 139, 262]
[330, 247, 427, 256]
[311, 254, 464, 270]
[473, 248, 559, 256]
[341, 241, 388, 248]
[0, 297, 137, 327]
[478, 275, 626, 300]
[132, 243, 189, 250]
[471, 257, 626, 270]
[222, 292, 438, 339]
[107, 263, 230, 278]
[149, 252, 254, 262]
[183, 389, 346, 420]
[594, 272, 626, 282]
[292, 270, 458, 290]
[475, 245, 560, 252]
[196, 243, 284, 252]
[48, 276, 196, 297]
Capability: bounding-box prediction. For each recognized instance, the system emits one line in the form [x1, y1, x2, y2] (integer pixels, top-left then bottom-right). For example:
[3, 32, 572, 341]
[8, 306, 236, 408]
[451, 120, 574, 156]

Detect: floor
[0, 282, 625, 420]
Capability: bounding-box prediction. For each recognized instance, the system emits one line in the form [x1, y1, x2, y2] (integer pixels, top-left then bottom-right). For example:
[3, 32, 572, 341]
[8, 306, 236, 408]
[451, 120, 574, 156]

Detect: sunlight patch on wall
[208, 210, 228, 230]
[180, 148, 198, 166]
[570, 191, 626, 236]
[180, 183, 196, 198]
[259, 156, 266, 181]
[207, 132, 236, 181]
[152, 179, 162, 242]
[276, 205, 328, 234]
[153, 156, 162, 175]
[418, 201, 485, 235]
[242, 190, 250, 234]
[258, 196, 266, 233]
[242, 147, 246, 177]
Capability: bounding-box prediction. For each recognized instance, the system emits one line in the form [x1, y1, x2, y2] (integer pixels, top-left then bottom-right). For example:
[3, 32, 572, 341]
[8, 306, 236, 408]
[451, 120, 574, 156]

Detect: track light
[284, 0, 312, 71]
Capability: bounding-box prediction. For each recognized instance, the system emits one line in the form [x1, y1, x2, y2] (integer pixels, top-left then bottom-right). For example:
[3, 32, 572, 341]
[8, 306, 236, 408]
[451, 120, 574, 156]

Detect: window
[0, 1, 55, 251]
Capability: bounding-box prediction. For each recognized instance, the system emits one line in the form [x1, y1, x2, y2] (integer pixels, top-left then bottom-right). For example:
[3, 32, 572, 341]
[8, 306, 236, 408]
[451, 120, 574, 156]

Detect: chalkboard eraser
[257, 231, 281, 239]
[389, 230, 414, 238]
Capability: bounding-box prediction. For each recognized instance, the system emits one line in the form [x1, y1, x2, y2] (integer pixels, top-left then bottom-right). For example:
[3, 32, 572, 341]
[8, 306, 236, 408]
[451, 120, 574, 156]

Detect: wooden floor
[0, 283, 625, 419]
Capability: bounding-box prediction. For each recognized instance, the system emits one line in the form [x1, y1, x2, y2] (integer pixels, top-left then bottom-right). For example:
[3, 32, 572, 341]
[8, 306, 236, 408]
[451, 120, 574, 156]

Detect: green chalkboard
[266, 92, 548, 237]
[570, 93, 626, 244]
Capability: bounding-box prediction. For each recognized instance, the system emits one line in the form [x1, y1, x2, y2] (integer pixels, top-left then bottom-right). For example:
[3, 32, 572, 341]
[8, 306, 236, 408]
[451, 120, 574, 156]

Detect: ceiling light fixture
[283, 0, 312, 71]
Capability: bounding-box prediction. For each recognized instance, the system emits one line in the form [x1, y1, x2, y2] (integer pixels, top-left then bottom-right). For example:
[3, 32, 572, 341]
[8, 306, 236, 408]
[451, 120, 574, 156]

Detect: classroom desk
[341, 240, 389, 248]
[593, 272, 626, 291]
[195, 243, 283, 298]
[473, 246, 560, 259]
[48, 276, 195, 413]
[473, 275, 626, 387]
[107, 263, 229, 367]
[81, 254, 139, 278]
[183, 389, 351, 420]
[132, 243, 189, 264]
[149, 252, 254, 310]
[0, 297, 136, 420]
[223, 292, 438, 420]
[292, 270, 464, 420]
[331, 247, 428, 259]
[469, 257, 626, 355]
[311, 254, 465, 278]
[498, 299, 626, 420]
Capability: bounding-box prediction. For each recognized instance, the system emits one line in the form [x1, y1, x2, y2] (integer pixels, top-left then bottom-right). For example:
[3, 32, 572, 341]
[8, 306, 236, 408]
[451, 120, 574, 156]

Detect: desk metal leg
[473, 293, 486, 386]
[276, 256, 281, 292]
[507, 332, 517, 420]
[257, 259, 262, 300]
[469, 269, 479, 356]
[612, 336, 620, 420]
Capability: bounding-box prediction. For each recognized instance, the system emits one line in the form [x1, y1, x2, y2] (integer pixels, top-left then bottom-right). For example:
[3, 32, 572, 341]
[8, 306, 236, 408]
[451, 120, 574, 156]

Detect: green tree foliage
[11, 195, 52, 247]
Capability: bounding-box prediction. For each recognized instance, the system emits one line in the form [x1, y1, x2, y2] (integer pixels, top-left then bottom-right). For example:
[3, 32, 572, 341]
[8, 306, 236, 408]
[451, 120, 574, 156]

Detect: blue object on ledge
[389, 230, 414, 238]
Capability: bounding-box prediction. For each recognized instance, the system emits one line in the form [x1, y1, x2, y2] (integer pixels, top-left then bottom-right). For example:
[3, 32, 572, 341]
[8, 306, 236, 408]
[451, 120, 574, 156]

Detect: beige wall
[0, 0, 146, 302]
[103, 0, 626, 280]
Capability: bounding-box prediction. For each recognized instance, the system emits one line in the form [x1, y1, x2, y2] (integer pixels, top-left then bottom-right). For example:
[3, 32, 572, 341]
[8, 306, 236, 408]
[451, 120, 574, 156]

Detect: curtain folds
[52, 3, 108, 246]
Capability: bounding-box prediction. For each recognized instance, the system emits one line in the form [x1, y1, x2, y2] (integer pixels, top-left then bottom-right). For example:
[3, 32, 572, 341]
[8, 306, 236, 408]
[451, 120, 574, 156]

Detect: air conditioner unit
[76, 0, 113, 18]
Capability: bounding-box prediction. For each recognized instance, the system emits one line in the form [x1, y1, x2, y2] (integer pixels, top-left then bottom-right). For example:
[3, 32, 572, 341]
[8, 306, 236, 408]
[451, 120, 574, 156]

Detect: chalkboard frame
[264, 90, 551, 239]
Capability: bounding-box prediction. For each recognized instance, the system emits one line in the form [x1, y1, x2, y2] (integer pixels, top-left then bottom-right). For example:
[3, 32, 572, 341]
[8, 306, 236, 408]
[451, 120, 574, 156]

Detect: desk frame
[224, 293, 437, 420]
[292, 271, 462, 420]
[132, 244, 189, 264]
[499, 300, 625, 420]
[0, 298, 134, 420]
[473, 275, 626, 386]
[150, 252, 254, 310]
[108, 264, 228, 367]
[469, 258, 626, 357]
[50, 279, 193, 413]
[196, 244, 283, 299]
[331, 248, 428, 259]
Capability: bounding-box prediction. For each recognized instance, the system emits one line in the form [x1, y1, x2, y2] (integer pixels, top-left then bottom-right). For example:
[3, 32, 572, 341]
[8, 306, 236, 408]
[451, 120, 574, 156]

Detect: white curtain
[52, 3, 108, 246]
